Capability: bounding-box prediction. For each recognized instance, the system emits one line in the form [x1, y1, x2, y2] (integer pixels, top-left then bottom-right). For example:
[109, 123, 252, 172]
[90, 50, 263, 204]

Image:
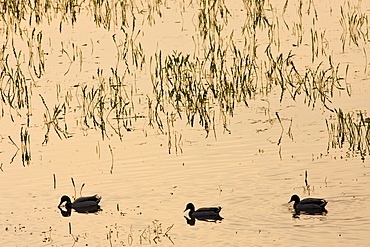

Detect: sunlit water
[1, 0, 370, 246]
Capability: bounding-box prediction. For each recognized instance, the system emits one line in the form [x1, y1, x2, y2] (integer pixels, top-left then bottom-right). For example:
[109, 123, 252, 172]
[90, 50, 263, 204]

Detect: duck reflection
[184, 214, 224, 226]
[58, 195, 102, 217]
[184, 203, 223, 226]
[292, 208, 328, 218]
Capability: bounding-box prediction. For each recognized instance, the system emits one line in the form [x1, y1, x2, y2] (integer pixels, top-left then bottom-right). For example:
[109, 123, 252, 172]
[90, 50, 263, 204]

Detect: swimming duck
[58, 195, 101, 214]
[184, 203, 223, 220]
[289, 194, 327, 214]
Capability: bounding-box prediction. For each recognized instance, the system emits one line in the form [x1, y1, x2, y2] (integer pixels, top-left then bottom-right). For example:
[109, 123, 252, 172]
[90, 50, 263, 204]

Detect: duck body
[184, 203, 223, 220]
[289, 194, 327, 214]
[58, 195, 101, 214]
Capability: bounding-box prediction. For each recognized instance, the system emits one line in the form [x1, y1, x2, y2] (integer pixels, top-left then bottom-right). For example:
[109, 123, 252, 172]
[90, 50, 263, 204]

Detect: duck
[184, 203, 223, 220]
[289, 194, 327, 214]
[58, 195, 101, 214]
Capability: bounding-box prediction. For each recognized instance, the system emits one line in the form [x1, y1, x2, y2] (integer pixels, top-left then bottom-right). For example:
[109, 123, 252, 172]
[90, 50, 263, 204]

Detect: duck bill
[58, 201, 65, 208]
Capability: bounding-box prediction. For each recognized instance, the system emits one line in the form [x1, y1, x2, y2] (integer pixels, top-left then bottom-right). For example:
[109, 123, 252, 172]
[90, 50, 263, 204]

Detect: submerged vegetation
[0, 0, 369, 169]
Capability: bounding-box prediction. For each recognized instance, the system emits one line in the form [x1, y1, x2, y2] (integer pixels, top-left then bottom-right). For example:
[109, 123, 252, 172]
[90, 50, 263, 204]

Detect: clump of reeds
[40, 94, 69, 145]
[89, 0, 164, 30]
[139, 220, 174, 245]
[264, 49, 347, 111]
[150, 51, 214, 135]
[112, 31, 145, 74]
[106, 220, 174, 246]
[241, 0, 270, 34]
[339, 0, 369, 51]
[326, 109, 370, 158]
[77, 68, 134, 140]
[197, 0, 230, 39]
[0, 43, 32, 115]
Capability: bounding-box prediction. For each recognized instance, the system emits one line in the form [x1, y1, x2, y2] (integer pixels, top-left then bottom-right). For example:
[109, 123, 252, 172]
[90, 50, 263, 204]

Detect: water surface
[0, 0, 370, 246]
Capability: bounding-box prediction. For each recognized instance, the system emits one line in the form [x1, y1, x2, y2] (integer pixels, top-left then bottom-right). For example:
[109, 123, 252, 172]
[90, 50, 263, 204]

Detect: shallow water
[1, 0, 370, 246]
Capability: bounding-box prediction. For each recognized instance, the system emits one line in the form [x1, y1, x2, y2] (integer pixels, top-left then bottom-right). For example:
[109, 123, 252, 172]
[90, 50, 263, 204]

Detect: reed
[8, 136, 20, 164]
[71, 177, 76, 199]
[109, 144, 114, 173]
[53, 173, 57, 189]
[20, 127, 31, 166]
[302, 170, 313, 194]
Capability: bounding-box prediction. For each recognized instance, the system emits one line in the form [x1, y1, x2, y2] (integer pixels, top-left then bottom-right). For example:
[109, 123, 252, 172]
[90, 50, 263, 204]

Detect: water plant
[0, 0, 363, 160]
[40, 94, 69, 145]
[0, 43, 32, 117]
[326, 109, 370, 158]
[20, 126, 31, 166]
[106, 220, 174, 246]
[339, 0, 369, 51]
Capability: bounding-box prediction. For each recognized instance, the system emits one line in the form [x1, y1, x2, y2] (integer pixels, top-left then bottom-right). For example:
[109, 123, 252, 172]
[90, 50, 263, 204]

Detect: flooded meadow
[0, 0, 370, 246]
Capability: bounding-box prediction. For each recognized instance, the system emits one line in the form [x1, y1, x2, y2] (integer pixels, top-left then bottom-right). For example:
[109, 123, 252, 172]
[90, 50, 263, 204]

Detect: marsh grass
[40, 94, 69, 144]
[106, 220, 174, 246]
[0, 0, 364, 160]
[326, 109, 370, 158]
[60, 41, 83, 75]
[89, 0, 164, 30]
[0, 43, 32, 117]
[146, 0, 351, 153]
[112, 31, 145, 74]
[340, 0, 369, 51]
[149, 46, 347, 138]
[77, 68, 134, 139]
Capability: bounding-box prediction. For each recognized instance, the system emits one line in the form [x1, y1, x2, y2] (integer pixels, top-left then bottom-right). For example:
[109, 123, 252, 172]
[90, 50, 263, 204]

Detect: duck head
[58, 195, 72, 208]
[289, 195, 300, 204]
[184, 203, 195, 213]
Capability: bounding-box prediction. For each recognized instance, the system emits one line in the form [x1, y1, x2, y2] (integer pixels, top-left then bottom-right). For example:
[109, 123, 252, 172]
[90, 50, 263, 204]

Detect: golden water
[0, 0, 370, 246]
